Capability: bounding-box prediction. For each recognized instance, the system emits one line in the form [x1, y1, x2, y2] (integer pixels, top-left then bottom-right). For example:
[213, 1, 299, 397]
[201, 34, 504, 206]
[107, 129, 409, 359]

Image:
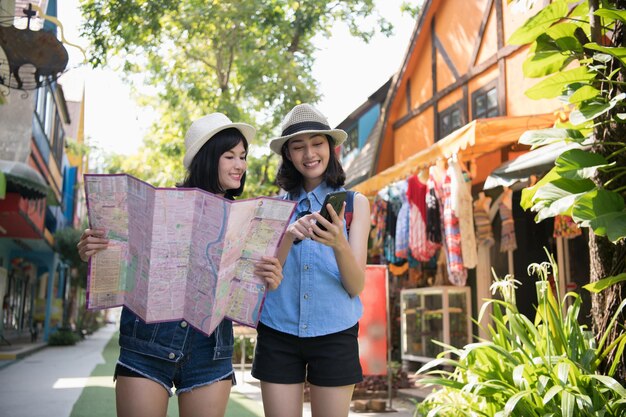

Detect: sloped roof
[336, 78, 392, 130]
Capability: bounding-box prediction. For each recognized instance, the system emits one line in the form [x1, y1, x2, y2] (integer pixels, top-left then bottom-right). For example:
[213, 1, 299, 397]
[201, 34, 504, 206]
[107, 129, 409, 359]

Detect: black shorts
[251, 322, 362, 387]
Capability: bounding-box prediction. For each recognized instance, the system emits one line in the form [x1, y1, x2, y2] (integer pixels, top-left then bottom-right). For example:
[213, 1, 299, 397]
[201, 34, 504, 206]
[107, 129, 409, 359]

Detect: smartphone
[316, 191, 347, 231]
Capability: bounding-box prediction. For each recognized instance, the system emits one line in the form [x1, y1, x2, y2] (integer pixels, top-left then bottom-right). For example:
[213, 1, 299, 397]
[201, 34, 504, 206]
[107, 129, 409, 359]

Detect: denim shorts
[116, 307, 235, 396]
[252, 322, 362, 386]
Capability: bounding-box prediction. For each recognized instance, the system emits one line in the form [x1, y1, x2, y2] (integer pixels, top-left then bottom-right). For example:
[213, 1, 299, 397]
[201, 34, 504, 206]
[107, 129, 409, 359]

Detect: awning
[483, 141, 584, 190]
[0, 160, 48, 200]
[351, 114, 556, 197]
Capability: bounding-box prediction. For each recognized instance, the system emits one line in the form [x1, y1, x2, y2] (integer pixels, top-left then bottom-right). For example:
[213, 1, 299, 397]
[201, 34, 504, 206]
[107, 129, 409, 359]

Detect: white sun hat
[183, 113, 256, 168]
[268, 103, 347, 155]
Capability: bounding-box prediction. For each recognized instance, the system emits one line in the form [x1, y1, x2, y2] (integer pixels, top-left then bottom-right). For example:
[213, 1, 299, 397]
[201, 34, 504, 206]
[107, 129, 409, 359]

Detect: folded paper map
[84, 174, 295, 336]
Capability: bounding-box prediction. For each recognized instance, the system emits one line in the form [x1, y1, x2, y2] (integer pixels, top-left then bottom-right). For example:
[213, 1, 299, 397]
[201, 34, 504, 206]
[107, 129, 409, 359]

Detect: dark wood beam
[462, 84, 469, 125]
[470, 0, 495, 67]
[393, 43, 521, 130]
[495, 0, 506, 115]
[495, 0, 504, 50]
[434, 33, 460, 80]
[431, 18, 439, 141]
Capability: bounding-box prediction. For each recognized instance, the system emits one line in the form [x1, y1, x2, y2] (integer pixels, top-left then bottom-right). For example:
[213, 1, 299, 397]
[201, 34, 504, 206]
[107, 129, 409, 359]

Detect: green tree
[54, 227, 88, 288]
[80, 0, 394, 191]
[509, 0, 626, 378]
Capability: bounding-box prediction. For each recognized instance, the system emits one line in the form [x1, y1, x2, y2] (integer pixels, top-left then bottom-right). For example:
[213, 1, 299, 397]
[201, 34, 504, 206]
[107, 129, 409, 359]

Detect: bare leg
[115, 376, 169, 417]
[309, 384, 355, 417]
[178, 380, 232, 417]
[260, 381, 304, 417]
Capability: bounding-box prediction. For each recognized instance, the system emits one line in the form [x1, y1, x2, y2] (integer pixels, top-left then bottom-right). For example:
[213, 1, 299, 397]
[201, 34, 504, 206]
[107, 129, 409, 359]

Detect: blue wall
[62, 166, 77, 223]
[357, 104, 380, 149]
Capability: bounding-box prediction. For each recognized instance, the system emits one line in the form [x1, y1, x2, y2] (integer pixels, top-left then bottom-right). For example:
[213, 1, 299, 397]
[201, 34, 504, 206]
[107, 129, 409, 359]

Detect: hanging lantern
[0, 3, 68, 91]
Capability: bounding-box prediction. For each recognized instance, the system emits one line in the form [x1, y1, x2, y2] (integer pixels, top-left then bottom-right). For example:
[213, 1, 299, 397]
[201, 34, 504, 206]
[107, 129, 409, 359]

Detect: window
[33, 84, 66, 167]
[342, 126, 358, 157]
[438, 101, 464, 140]
[472, 83, 499, 119]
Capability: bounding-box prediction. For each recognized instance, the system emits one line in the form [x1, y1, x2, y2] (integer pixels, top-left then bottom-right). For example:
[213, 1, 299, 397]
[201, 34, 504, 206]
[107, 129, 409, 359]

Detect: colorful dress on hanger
[384, 184, 404, 264]
[499, 191, 517, 252]
[395, 180, 409, 260]
[448, 159, 477, 268]
[370, 193, 387, 258]
[426, 167, 444, 245]
[408, 175, 439, 261]
[443, 172, 467, 286]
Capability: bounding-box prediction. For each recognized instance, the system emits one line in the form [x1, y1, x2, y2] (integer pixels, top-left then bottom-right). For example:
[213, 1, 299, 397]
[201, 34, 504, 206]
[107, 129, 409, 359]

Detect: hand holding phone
[316, 191, 347, 231]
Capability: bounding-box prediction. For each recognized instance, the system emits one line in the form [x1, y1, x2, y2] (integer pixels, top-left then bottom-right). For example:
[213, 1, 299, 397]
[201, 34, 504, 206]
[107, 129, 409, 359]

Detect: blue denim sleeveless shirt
[260, 182, 363, 337]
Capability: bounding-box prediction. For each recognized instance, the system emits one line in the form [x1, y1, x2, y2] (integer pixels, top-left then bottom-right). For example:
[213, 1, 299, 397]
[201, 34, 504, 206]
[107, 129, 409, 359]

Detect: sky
[57, 1, 416, 157]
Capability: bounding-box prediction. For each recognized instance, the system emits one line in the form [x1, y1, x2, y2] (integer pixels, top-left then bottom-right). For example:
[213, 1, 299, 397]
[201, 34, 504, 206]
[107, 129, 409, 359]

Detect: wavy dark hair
[180, 127, 248, 198]
[275, 134, 346, 194]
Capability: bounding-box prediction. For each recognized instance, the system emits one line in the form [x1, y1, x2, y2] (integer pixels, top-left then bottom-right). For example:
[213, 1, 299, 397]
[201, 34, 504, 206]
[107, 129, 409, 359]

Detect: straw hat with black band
[183, 113, 256, 168]
[269, 104, 347, 155]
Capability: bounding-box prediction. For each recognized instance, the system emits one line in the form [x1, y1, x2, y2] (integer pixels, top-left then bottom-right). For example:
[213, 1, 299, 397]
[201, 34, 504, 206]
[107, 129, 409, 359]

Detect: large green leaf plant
[508, 0, 626, 244]
[414, 252, 626, 417]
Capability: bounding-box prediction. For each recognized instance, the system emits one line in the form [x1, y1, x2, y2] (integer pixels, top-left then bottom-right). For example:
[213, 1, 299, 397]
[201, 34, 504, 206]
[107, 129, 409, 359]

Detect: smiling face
[286, 133, 330, 191]
[217, 140, 247, 193]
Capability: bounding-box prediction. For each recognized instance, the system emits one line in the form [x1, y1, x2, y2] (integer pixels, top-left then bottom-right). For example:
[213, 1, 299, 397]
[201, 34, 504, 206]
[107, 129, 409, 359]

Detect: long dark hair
[180, 127, 248, 198]
[275, 134, 346, 194]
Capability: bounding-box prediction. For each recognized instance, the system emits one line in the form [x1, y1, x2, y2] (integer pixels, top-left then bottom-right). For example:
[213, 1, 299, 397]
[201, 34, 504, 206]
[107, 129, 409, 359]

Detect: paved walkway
[0, 324, 424, 416]
[0, 324, 116, 417]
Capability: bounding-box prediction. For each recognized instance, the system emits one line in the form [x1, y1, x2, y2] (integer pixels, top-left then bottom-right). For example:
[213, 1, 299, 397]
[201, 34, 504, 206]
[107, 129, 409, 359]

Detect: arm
[312, 193, 370, 297]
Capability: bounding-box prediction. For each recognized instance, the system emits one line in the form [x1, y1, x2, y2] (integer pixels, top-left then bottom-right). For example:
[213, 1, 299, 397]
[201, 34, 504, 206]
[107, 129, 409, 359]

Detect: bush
[48, 328, 80, 346]
[415, 252, 626, 417]
[232, 335, 255, 364]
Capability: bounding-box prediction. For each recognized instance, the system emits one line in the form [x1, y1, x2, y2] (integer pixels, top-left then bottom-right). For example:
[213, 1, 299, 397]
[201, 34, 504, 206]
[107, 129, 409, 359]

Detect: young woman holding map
[251, 104, 371, 417]
[77, 113, 284, 417]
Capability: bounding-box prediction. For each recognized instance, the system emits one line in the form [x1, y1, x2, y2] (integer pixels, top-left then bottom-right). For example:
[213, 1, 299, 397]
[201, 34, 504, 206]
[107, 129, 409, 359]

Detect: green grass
[70, 331, 263, 417]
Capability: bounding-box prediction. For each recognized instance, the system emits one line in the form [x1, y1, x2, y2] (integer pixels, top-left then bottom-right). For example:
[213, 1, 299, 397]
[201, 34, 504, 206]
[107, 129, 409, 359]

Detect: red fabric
[407, 175, 427, 220]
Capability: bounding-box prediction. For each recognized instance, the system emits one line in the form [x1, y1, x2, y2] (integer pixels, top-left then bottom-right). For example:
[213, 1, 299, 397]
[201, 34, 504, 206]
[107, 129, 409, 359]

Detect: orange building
[351, 0, 560, 194]
[344, 0, 589, 363]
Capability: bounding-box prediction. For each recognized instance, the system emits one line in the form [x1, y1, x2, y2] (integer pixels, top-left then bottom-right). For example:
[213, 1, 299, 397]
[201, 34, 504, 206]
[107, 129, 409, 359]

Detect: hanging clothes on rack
[408, 174, 439, 261]
[426, 165, 444, 245]
[370, 191, 387, 258]
[448, 156, 477, 269]
[384, 183, 404, 264]
[443, 166, 467, 286]
[394, 179, 410, 260]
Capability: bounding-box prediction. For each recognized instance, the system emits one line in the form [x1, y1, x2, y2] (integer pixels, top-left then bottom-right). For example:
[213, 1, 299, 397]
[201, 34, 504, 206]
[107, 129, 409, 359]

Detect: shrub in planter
[48, 328, 80, 346]
[415, 252, 626, 417]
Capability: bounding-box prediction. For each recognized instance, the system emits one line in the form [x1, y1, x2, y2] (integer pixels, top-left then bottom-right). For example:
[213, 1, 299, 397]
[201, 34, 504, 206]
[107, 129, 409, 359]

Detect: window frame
[437, 99, 465, 141]
[471, 79, 499, 120]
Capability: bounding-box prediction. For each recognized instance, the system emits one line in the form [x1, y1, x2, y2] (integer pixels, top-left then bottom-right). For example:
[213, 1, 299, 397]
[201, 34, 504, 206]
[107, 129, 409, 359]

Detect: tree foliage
[54, 227, 88, 288]
[510, 0, 626, 378]
[79, 0, 394, 191]
[510, 0, 626, 240]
